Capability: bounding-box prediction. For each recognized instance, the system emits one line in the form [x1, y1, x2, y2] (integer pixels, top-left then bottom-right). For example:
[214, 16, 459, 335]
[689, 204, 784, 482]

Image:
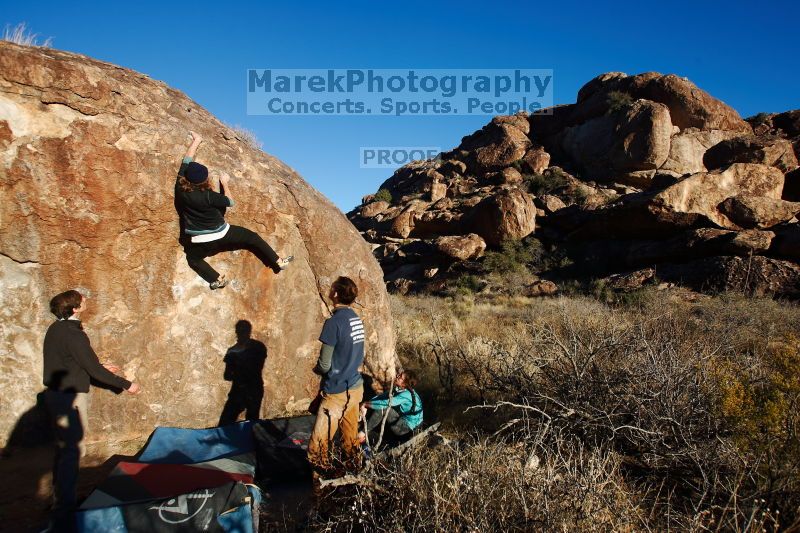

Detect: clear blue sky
[4, 0, 798, 211]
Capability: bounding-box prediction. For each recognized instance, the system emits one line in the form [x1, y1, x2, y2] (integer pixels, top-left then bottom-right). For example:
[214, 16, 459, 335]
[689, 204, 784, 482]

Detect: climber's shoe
[276, 256, 294, 271]
[210, 275, 229, 290]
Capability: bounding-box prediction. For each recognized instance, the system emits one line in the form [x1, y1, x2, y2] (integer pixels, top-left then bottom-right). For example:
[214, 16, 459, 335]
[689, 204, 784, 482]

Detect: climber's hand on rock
[189, 130, 203, 143]
[126, 382, 142, 395]
[219, 172, 231, 186]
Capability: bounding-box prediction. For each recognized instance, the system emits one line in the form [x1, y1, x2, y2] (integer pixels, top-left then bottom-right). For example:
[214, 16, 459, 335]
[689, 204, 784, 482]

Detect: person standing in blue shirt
[308, 277, 365, 474]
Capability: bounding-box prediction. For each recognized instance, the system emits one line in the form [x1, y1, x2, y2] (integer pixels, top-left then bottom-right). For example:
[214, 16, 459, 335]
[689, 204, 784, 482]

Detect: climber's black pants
[184, 225, 280, 283]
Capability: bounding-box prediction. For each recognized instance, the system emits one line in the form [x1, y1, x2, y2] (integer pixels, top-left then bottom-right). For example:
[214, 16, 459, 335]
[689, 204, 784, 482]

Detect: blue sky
[3, 0, 798, 211]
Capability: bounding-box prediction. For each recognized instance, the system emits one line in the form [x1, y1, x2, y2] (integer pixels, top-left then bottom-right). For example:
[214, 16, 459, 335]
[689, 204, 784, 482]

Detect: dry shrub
[375, 292, 800, 531]
[227, 124, 263, 150]
[311, 428, 647, 532]
[2, 23, 52, 47]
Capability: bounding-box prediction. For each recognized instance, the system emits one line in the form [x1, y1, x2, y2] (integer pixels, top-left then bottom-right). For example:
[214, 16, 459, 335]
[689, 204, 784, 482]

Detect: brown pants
[307, 385, 363, 471]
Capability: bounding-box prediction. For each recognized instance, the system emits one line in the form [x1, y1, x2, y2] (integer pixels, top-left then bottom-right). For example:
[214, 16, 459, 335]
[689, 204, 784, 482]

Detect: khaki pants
[44, 390, 88, 521]
[307, 385, 363, 471]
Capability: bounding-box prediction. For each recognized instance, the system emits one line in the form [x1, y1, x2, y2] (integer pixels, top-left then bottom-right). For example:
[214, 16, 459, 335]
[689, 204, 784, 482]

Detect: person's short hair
[50, 290, 83, 320]
[332, 276, 358, 305]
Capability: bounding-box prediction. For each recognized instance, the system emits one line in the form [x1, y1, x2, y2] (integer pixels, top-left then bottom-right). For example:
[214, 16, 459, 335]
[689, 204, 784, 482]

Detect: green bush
[606, 90, 633, 114]
[524, 170, 569, 196]
[482, 239, 544, 274]
[373, 188, 393, 204]
[452, 274, 484, 295]
[748, 112, 771, 125]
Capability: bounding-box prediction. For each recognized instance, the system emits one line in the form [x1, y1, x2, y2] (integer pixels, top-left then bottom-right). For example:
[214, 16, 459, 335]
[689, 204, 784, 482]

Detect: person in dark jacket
[42, 289, 141, 531]
[175, 131, 293, 290]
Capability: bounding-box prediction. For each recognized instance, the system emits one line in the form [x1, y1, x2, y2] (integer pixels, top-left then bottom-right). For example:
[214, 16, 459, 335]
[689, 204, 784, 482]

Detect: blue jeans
[44, 390, 88, 531]
[366, 407, 412, 437]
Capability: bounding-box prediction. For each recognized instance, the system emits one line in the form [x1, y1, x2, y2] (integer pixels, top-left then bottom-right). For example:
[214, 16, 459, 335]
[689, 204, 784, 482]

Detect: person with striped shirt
[308, 277, 365, 474]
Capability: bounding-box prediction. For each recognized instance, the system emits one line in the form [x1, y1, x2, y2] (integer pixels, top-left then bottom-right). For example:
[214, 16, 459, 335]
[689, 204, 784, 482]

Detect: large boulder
[460, 114, 532, 173]
[650, 163, 785, 230]
[434, 233, 487, 261]
[568, 72, 751, 134]
[659, 128, 740, 176]
[610, 99, 673, 172]
[704, 135, 798, 172]
[719, 196, 800, 229]
[623, 73, 752, 133]
[557, 99, 672, 183]
[0, 43, 395, 447]
[565, 163, 785, 239]
[627, 228, 774, 265]
[658, 256, 800, 297]
[360, 200, 390, 218]
[469, 188, 536, 246]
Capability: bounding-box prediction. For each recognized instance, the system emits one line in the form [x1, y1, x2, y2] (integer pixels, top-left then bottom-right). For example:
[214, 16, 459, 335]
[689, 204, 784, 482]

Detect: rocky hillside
[0, 42, 395, 448]
[348, 72, 800, 297]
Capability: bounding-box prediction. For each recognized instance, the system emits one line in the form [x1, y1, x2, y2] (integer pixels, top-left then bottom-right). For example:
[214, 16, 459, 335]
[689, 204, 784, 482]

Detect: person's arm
[316, 343, 334, 374]
[219, 172, 234, 205]
[185, 131, 203, 159]
[316, 318, 339, 375]
[70, 330, 138, 392]
[177, 132, 203, 185]
[369, 389, 411, 411]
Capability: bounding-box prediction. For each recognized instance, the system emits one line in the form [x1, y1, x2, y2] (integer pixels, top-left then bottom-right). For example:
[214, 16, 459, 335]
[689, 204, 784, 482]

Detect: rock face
[348, 70, 799, 298]
[704, 135, 798, 172]
[0, 42, 395, 448]
[469, 189, 536, 246]
[435, 234, 486, 261]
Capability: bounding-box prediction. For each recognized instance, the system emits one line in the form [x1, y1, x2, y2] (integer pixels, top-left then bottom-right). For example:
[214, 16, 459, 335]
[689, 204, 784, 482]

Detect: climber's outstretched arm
[185, 130, 203, 159]
[219, 172, 234, 204]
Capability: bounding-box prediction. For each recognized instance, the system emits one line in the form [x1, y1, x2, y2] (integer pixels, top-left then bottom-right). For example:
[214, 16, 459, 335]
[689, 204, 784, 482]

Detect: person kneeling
[359, 370, 423, 444]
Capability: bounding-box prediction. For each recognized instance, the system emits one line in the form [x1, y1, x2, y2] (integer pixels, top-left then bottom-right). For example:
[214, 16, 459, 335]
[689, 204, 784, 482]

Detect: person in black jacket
[175, 131, 293, 290]
[42, 289, 141, 532]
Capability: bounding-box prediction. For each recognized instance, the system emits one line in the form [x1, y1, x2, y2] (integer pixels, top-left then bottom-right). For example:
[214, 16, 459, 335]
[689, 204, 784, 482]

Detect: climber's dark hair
[332, 276, 358, 305]
[178, 175, 214, 193]
[50, 290, 83, 320]
[400, 369, 419, 389]
[398, 368, 421, 417]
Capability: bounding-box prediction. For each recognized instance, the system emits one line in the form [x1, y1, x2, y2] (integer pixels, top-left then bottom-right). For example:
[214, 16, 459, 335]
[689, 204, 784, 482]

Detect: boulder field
[349, 72, 800, 297]
[0, 42, 395, 448]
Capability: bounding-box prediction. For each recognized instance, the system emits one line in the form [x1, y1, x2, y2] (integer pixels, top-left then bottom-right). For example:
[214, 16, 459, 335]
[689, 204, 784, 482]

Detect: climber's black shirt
[175, 156, 233, 235]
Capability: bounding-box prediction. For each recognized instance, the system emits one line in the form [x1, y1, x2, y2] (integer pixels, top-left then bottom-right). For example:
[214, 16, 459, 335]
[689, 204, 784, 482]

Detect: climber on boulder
[175, 130, 293, 289]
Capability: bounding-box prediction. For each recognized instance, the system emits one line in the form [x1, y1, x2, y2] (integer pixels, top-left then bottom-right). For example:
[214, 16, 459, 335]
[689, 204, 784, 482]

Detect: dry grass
[2, 23, 52, 47]
[312, 290, 800, 531]
[227, 124, 263, 150]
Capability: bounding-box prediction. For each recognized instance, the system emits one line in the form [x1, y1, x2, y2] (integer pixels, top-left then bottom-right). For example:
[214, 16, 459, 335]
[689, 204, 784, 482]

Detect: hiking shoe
[210, 275, 228, 290]
[276, 256, 294, 271]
